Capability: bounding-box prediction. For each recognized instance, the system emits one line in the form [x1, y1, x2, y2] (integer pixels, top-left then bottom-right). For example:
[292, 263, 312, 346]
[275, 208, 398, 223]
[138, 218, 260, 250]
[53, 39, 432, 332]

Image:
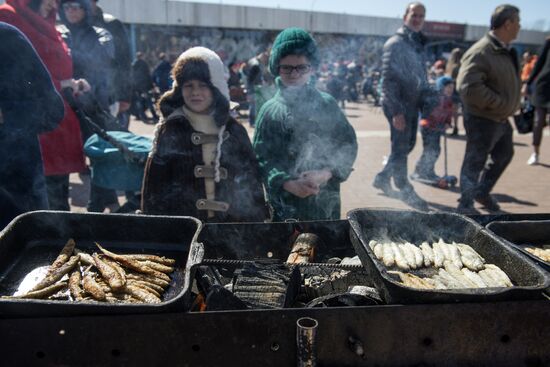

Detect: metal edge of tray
[0, 211, 204, 317]
[347, 208, 550, 304]
[486, 220, 550, 272]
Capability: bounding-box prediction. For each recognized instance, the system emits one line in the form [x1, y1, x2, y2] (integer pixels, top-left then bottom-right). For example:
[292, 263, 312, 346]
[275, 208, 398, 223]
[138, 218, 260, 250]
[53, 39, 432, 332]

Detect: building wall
[99, 0, 546, 45]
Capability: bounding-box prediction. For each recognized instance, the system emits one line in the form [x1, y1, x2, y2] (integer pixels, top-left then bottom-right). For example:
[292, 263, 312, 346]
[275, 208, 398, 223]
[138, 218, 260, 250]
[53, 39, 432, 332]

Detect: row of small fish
[6, 239, 176, 304]
[390, 261, 513, 290]
[524, 247, 550, 263]
[368, 239, 485, 272]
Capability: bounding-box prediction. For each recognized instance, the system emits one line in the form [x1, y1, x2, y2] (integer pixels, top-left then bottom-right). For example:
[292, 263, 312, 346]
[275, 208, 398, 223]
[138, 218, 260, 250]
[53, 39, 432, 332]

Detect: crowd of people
[0, 0, 548, 228]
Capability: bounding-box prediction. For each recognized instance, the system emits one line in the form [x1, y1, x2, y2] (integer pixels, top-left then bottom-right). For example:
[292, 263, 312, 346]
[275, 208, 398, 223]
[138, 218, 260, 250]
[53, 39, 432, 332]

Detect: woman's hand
[283, 179, 320, 198]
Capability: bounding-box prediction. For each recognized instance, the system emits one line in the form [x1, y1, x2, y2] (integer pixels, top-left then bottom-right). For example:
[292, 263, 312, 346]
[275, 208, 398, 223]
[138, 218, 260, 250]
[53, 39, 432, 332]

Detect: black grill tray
[486, 220, 550, 272]
[198, 219, 356, 262]
[348, 208, 550, 304]
[0, 211, 203, 317]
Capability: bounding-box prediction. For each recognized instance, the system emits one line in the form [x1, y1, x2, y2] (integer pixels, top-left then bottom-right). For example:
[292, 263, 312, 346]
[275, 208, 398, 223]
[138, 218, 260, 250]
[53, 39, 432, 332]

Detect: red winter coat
[0, 0, 85, 176]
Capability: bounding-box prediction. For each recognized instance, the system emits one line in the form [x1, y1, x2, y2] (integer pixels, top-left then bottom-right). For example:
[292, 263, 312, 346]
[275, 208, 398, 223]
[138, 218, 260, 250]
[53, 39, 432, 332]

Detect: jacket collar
[396, 26, 427, 47]
[485, 33, 519, 71]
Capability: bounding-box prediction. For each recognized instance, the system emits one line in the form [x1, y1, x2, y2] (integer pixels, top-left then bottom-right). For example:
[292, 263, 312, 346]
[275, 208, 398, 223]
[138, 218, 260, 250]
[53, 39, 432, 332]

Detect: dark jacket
[141, 109, 267, 222]
[58, 0, 115, 111]
[457, 33, 521, 122]
[0, 23, 64, 228]
[527, 38, 550, 108]
[91, 5, 132, 103]
[381, 26, 436, 118]
[253, 78, 358, 221]
[132, 58, 154, 93]
[152, 60, 172, 94]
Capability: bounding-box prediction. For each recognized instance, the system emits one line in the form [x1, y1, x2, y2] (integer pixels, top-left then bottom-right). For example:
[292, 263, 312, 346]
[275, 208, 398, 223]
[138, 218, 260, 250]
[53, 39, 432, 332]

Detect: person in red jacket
[0, 0, 89, 210]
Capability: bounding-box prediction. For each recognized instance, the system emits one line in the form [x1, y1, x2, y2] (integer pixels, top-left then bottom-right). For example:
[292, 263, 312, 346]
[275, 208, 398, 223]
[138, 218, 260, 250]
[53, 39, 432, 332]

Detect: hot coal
[232, 262, 301, 309]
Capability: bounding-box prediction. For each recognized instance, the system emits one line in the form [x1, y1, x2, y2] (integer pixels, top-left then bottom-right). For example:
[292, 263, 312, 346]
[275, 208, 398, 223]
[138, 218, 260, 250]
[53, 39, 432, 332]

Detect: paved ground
[69, 100, 550, 217]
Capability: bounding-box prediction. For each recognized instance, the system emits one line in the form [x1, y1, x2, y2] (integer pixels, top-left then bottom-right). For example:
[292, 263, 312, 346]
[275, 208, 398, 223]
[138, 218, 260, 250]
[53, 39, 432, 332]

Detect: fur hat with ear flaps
[158, 47, 230, 126]
[269, 27, 320, 77]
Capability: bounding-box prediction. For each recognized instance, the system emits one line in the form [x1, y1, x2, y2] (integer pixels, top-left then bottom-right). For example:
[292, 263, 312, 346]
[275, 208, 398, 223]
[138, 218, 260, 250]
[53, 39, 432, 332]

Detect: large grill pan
[0, 211, 203, 317]
[486, 220, 550, 272]
[348, 208, 550, 304]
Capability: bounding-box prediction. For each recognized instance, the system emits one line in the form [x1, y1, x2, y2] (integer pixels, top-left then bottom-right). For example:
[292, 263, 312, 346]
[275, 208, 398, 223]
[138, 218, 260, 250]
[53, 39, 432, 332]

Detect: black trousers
[459, 114, 514, 204]
[45, 174, 70, 211]
[376, 108, 419, 190]
[532, 107, 548, 147]
[87, 184, 118, 212]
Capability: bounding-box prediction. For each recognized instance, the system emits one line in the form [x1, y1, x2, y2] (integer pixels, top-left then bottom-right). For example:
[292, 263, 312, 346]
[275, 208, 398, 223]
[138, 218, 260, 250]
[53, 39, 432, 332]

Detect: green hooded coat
[253, 78, 358, 221]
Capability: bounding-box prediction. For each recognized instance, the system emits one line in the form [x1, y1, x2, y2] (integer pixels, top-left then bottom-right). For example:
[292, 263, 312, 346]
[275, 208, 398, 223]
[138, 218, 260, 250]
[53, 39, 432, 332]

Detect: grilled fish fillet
[420, 242, 433, 267]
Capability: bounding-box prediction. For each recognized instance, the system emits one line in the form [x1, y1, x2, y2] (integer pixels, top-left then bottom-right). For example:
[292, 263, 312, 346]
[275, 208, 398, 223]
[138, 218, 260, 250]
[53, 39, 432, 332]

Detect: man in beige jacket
[456, 4, 521, 214]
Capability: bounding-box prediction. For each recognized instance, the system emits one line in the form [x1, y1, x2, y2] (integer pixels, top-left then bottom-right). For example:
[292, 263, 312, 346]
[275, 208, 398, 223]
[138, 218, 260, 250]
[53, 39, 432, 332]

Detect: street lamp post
[309, 0, 318, 32]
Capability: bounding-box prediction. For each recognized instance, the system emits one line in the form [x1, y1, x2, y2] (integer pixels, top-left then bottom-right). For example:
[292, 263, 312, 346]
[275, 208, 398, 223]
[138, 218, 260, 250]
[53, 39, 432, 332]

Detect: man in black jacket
[0, 22, 64, 228]
[90, 0, 132, 130]
[153, 52, 172, 94]
[372, 2, 436, 211]
[59, 0, 120, 213]
[131, 51, 158, 123]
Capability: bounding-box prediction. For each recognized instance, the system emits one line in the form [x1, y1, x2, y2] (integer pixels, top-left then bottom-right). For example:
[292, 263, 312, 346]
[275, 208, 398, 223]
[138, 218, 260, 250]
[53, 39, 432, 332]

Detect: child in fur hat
[253, 28, 358, 221]
[141, 47, 268, 222]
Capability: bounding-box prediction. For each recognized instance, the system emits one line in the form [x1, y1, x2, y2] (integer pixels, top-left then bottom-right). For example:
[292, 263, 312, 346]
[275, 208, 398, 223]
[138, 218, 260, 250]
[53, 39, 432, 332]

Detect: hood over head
[58, 0, 92, 27]
[158, 47, 230, 126]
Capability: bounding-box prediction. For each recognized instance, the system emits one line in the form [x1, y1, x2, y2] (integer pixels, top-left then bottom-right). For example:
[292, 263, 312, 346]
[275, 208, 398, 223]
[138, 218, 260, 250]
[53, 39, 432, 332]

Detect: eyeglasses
[279, 64, 312, 75]
[63, 2, 83, 11]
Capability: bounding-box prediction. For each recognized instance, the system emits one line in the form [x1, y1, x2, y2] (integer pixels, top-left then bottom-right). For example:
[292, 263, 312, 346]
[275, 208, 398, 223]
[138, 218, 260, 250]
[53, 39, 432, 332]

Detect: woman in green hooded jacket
[253, 28, 358, 221]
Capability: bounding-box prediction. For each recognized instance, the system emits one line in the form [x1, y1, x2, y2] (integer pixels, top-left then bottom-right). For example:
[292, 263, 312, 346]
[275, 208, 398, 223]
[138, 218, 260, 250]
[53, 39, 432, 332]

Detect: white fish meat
[437, 239, 451, 260]
[443, 261, 476, 288]
[390, 271, 433, 289]
[381, 243, 395, 267]
[446, 243, 463, 269]
[419, 242, 434, 267]
[373, 243, 384, 261]
[461, 268, 487, 288]
[478, 269, 502, 287]
[456, 243, 485, 271]
[399, 243, 417, 269]
[407, 242, 425, 269]
[431, 276, 448, 290]
[484, 264, 513, 287]
[525, 247, 550, 262]
[436, 269, 464, 289]
[368, 240, 377, 251]
[431, 242, 445, 268]
[390, 242, 410, 271]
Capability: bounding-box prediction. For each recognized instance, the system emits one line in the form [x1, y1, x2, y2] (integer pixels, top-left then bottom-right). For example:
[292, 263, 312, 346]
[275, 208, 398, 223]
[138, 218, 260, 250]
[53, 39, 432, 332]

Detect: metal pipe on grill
[296, 317, 318, 367]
